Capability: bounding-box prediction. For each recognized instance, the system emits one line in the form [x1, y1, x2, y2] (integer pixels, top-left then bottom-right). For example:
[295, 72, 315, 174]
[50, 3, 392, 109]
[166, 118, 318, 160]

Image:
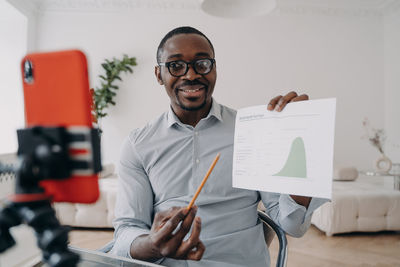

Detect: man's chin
[178, 99, 207, 111]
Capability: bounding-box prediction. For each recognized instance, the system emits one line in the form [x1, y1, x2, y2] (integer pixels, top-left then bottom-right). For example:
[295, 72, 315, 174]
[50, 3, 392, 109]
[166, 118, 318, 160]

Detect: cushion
[333, 166, 358, 181]
[54, 174, 118, 228]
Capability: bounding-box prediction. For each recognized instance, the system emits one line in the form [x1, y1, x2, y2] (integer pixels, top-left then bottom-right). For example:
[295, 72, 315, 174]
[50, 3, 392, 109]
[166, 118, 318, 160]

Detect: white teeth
[183, 88, 201, 93]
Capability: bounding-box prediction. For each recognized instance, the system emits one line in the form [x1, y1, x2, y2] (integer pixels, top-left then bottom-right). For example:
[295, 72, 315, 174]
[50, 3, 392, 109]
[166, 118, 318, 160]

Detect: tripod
[0, 126, 101, 267]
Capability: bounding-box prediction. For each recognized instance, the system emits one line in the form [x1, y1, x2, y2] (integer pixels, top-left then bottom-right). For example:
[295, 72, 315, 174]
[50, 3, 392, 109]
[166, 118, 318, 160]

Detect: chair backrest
[258, 210, 288, 267]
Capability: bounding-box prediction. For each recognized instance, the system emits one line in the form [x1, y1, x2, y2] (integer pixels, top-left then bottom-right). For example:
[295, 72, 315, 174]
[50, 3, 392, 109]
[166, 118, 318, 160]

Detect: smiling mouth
[180, 88, 203, 93]
[175, 85, 208, 110]
[176, 82, 206, 95]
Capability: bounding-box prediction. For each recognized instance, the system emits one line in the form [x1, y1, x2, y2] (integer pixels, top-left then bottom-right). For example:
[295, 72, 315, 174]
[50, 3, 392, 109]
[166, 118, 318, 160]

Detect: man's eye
[196, 61, 208, 70]
[195, 60, 210, 72]
[170, 62, 185, 70]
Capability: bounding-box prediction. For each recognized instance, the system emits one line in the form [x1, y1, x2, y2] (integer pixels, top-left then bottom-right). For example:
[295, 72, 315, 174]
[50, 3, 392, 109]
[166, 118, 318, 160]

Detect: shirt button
[196, 159, 200, 164]
[195, 131, 199, 136]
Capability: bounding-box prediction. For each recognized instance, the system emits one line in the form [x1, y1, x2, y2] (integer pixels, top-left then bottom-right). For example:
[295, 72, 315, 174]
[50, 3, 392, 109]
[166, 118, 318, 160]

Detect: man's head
[156, 27, 215, 64]
[155, 26, 217, 115]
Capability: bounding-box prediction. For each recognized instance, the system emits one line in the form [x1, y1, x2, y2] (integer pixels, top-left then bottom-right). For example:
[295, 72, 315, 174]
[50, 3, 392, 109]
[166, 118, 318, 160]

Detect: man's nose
[183, 64, 201, 80]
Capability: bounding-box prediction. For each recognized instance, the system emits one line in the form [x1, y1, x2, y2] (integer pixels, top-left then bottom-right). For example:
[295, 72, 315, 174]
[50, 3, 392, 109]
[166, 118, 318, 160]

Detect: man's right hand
[130, 206, 205, 262]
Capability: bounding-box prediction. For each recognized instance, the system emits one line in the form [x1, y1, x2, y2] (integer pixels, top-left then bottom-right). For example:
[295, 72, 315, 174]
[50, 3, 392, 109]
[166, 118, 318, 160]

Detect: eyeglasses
[158, 58, 215, 77]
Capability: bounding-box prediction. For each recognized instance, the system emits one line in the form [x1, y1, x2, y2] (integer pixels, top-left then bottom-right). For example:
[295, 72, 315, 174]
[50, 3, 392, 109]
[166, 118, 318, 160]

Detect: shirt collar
[166, 98, 223, 128]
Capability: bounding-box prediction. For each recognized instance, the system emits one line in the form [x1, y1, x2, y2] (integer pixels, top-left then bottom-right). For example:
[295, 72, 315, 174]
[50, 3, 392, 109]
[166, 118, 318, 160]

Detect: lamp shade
[201, 0, 277, 18]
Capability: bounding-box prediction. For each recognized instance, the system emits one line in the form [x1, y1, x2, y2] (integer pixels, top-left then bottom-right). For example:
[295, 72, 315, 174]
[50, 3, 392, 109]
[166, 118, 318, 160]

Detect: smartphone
[21, 50, 100, 203]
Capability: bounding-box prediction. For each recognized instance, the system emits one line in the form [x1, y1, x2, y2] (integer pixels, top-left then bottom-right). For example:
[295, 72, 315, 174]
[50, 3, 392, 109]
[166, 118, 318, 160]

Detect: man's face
[156, 34, 216, 113]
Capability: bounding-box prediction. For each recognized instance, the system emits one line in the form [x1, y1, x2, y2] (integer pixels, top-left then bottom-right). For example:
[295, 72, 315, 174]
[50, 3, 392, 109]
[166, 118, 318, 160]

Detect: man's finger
[155, 208, 191, 256]
[173, 206, 197, 241]
[289, 94, 309, 102]
[175, 216, 202, 258]
[189, 216, 201, 241]
[276, 91, 298, 111]
[152, 206, 181, 230]
[186, 241, 206, 261]
[153, 208, 189, 242]
[267, 95, 282, 111]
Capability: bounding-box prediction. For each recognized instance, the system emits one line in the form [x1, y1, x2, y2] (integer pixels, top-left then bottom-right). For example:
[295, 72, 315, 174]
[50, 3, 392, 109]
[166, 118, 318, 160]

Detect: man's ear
[155, 66, 164, 85]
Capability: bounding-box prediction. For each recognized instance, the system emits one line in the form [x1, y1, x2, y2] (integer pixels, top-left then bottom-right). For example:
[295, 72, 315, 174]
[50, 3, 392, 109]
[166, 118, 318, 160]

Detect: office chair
[258, 210, 288, 267]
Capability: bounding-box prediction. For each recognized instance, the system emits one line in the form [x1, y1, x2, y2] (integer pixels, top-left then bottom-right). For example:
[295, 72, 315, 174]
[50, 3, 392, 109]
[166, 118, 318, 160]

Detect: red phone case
[21, 50, 99, 203]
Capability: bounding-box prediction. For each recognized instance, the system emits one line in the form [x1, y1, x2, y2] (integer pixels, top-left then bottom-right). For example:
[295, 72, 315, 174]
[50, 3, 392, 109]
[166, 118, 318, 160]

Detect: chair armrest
[258, 210, 288, 267]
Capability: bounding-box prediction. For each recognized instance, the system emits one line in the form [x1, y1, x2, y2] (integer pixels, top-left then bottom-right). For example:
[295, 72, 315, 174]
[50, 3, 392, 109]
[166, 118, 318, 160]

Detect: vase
[374, 154, 392, 173]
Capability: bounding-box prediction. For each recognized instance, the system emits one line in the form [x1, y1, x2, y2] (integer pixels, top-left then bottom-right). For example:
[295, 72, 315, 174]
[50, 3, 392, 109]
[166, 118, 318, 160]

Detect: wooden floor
[69, 225, 400, 266]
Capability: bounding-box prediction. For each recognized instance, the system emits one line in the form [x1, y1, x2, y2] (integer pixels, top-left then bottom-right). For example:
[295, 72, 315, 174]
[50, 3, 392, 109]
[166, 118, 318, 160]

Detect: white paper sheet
[232, 98, 336, 199]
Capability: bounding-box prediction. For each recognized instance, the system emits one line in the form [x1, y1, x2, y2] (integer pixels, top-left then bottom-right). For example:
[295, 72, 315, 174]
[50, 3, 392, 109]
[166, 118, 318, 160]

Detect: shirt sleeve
[260, 192, 329, 237]
[110, 133, 154, 258]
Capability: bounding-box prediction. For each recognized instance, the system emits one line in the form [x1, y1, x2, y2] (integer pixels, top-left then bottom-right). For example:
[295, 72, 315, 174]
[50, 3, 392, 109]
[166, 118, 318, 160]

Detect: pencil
[187, 153, 221, 210]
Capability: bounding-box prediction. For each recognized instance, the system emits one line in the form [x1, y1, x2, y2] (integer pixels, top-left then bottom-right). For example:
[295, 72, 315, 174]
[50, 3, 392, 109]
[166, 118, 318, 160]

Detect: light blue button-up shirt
[111, 99, 326, 266]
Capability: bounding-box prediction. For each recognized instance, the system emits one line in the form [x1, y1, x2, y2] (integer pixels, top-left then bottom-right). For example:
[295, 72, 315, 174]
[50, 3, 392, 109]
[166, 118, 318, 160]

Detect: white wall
[384, 11, 400, 164]
[0, 0, 27, 154]
[6, 0, 38, 51]
[32, 8, 387, 169]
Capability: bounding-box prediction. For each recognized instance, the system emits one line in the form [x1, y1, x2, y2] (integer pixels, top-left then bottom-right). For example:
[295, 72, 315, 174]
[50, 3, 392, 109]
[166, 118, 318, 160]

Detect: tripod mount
[0, 126, 101, 267]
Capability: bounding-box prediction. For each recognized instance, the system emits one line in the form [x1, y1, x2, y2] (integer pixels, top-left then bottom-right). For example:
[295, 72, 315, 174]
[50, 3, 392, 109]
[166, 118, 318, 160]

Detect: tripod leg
[17, 199, 80, 267]
[0, 202, 21, 252]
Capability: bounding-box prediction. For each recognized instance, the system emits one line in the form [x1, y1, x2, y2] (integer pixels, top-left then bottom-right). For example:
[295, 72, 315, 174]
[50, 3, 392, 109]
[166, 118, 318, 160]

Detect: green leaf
[93, 54, 137, 126]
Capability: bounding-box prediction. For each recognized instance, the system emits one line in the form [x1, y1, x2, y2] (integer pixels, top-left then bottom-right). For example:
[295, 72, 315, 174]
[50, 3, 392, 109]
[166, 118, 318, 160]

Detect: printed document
[232, 98, 336, 199]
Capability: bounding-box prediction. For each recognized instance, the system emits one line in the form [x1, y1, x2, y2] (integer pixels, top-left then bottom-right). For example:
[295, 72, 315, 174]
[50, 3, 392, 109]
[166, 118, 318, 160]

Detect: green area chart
[272, 137, 307, 178]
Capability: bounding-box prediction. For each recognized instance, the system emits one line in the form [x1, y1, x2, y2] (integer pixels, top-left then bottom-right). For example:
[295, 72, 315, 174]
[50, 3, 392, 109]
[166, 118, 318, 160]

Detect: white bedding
[311, 176, 400, 235]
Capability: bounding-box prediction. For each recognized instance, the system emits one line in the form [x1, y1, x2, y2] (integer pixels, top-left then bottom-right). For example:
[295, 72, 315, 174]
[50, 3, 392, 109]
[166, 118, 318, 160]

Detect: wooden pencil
[187, 153, 221, 210]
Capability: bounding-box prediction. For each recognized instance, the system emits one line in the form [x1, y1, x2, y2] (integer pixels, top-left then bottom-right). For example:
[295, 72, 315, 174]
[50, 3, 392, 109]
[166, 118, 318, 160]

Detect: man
[110, 26, 326, 266]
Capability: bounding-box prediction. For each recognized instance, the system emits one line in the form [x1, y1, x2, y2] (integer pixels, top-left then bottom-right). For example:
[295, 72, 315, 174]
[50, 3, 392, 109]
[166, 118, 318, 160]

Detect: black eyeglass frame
[158, 58, 216, 77]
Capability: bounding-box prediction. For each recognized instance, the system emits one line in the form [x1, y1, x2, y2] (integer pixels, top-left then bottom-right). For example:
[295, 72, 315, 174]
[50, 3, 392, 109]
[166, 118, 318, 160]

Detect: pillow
[333, 166, 358, 181]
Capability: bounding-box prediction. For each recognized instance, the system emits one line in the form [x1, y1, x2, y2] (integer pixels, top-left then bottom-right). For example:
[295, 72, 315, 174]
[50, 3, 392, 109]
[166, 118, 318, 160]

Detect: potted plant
[91, 54, 137, 132]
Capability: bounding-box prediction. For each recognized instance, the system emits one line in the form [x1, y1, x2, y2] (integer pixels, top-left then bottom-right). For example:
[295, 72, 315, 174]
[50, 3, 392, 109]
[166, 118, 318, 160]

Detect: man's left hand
[267, 91, 309, 112]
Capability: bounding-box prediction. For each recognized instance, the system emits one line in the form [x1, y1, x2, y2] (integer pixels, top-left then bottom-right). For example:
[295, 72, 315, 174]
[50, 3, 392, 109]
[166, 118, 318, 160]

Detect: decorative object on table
[92, 55, 137, 132]
[375, 154, 392, 173]
[362, 118, 392, 172]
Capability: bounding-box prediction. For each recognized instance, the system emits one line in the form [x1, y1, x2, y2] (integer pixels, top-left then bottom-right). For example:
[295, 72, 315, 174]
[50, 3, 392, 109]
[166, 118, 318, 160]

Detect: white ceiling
[6, 0, 400, 16]
[1, 0, 27, 20]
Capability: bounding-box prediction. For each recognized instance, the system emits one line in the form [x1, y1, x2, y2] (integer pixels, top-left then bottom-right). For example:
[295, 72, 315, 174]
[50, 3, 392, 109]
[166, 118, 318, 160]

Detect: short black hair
[156, 26, 215, 63]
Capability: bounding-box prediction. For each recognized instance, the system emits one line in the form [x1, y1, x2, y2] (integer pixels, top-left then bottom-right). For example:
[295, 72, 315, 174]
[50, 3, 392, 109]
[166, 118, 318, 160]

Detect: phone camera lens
[24, 60, 34, 84]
